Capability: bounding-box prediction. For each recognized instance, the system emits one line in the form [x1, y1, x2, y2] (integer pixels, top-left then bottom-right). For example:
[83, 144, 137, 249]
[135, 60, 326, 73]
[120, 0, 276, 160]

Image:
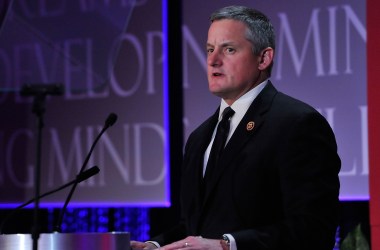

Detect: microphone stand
[31, 93, 46, 250]
[20, 83, 64, 250]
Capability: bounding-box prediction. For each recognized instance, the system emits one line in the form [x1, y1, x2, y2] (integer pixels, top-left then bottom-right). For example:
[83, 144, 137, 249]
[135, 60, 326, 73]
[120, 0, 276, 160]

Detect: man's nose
[207, 51, 222, 67]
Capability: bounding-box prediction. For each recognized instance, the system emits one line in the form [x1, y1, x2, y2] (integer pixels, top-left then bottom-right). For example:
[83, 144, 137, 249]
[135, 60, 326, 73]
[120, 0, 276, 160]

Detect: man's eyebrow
[206, 41, 235, 47]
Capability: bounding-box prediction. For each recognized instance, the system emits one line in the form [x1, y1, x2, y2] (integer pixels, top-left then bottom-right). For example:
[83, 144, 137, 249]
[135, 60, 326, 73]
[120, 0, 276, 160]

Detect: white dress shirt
[203, 80, 268, 176]
[203, 80, 268, 250]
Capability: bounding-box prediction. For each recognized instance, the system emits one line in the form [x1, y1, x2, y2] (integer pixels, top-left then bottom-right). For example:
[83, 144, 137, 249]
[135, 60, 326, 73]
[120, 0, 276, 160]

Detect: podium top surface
[0, 232, 130, 250]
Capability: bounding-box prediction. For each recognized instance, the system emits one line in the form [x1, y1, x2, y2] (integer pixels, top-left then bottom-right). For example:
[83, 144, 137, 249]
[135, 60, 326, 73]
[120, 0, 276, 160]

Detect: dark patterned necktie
[204, 106, 235, 180]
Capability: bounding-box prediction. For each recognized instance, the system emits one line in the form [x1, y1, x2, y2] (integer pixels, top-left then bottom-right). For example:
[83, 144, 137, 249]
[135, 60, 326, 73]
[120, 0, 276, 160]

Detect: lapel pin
[246, 121, 255, 131]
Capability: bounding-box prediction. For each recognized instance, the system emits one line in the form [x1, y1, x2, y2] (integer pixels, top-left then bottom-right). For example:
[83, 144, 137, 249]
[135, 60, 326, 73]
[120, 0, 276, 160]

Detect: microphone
[76, 165, 100, 182]
[105, 113, 118, 127]
[54, 113, 118, 232]
[0, 166, 100, 234]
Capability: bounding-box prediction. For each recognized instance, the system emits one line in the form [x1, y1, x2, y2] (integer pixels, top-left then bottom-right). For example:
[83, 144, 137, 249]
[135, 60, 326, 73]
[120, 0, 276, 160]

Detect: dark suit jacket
[153, 82, 341, 250]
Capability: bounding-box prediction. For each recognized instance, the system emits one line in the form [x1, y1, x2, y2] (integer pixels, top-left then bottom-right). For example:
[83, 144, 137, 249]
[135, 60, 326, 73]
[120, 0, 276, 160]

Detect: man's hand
[131, 240, 158, 249]
[160, 236, 223, 250]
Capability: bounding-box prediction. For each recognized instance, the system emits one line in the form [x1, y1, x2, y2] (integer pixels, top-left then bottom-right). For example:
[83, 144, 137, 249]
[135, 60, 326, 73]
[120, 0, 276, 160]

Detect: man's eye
[226, 48, 235, 53]
[207, 48, 214, 54]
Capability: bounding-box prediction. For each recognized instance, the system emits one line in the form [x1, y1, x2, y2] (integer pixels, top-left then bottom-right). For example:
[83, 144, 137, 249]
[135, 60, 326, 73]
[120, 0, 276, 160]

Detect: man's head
[210, 6, 275, 58]
[207, 6, 275, 104]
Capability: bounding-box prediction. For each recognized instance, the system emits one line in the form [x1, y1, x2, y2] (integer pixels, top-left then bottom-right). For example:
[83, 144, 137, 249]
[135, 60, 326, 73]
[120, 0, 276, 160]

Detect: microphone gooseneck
[54, 113, 118, 232]
[0, 166, 100, 234]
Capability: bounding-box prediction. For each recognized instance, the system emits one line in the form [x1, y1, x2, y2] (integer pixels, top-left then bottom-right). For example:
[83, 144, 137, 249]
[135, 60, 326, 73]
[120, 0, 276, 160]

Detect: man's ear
[258, 47, 274, 70]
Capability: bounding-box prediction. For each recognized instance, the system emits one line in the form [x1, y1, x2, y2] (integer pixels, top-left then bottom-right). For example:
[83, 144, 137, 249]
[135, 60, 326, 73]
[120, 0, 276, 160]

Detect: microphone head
[77, 166, 100, 182]
[105, 113, 118, 128]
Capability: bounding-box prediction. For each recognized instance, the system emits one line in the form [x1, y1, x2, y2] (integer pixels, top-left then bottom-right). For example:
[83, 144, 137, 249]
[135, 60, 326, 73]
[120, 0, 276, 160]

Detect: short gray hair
[210, 5, 276, 56]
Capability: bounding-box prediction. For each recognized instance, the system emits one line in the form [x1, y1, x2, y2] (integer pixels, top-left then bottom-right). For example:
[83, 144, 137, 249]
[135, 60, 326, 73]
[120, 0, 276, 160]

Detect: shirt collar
[219, 79, 268, 119]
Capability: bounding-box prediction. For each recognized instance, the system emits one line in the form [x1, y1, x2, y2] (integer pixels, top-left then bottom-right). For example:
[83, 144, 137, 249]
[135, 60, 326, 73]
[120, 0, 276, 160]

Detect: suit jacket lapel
[187, 109, 219, 211]
[201, 82, 278, 207]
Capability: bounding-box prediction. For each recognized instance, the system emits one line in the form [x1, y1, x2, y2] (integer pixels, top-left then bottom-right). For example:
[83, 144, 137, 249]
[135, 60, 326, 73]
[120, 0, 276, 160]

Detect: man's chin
[209, 89, 226, 99]
[209, 84, 223, 94]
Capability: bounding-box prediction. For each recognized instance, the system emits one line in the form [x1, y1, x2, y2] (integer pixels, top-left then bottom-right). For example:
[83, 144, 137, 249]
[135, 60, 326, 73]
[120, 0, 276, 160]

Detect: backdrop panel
[0, 0, 169, 207]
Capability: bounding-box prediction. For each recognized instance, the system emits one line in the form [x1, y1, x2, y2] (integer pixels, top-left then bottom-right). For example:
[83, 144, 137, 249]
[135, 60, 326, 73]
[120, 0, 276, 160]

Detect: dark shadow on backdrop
[149, 0, 183, 237]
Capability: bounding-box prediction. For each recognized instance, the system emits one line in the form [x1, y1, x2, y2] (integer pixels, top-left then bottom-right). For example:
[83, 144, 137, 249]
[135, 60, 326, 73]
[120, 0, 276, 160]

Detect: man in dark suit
[131, 5, 340, 250]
